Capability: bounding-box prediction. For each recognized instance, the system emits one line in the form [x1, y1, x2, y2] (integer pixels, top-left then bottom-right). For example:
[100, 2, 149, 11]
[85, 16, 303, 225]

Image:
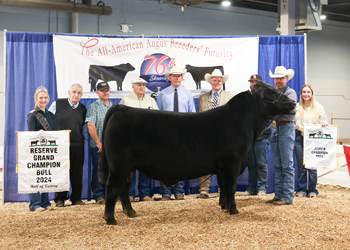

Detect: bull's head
[251, 81, 295, 114]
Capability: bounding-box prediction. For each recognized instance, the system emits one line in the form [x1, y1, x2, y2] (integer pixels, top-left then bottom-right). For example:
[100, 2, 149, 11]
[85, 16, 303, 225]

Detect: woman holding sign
[295, 84, 328, 198]
[27, 86, 57, 212]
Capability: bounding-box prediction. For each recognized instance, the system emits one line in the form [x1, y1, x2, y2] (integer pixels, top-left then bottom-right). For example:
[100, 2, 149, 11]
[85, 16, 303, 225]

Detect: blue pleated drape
[4, 32, 304, 202]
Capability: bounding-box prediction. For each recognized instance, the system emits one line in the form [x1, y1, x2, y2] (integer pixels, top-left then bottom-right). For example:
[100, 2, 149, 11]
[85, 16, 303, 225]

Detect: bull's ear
[251, 84, 262, 98]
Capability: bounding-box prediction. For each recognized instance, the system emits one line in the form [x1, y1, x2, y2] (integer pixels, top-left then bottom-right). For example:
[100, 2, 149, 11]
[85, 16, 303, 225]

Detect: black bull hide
[98, 81, 295, 225]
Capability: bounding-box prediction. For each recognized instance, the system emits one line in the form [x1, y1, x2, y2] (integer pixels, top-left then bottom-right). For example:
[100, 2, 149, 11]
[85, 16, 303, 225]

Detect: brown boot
[175, 195, 184, 200]
[160, 196, 170, 201]
[141, 196, 153, 202]
[265, 197, 280, 203]
[197, 193, 209, 199]
[273, 200, 291, 205]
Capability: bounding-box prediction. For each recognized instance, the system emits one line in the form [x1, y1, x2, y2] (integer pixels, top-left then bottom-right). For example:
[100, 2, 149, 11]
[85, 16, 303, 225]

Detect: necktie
[174, 88, 179, 112]
[212, 92, 219, 109]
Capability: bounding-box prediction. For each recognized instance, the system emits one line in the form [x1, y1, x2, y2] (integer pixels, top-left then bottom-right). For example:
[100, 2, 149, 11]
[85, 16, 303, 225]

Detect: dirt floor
[1, 184, 350, 250]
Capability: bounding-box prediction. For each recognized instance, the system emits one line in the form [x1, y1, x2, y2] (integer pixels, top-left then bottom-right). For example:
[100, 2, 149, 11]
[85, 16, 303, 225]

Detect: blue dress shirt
[157, 85, 196, 113]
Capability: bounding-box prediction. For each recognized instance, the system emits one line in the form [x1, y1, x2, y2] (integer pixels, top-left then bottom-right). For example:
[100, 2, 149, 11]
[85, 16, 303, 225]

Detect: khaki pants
[198, 175, 211, 194]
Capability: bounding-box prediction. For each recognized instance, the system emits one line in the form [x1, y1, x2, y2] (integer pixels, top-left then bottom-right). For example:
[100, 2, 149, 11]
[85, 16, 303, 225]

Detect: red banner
[343, 145, 350, 176]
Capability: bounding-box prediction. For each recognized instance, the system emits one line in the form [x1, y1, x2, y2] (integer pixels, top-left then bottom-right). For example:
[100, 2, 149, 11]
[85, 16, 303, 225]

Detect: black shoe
[56, 200, 65, 207]
[72, 200, 85, 206]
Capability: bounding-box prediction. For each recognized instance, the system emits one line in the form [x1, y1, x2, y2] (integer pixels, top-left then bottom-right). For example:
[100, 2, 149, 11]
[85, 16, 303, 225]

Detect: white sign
[53, 35, 259, 99]
[304, 125, 338, 169]
[17, 131, 70, 193]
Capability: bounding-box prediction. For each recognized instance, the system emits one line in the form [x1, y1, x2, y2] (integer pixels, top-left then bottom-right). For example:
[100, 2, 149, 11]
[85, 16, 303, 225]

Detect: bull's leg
[103, 172, 124, 225]
[226, 178, 239, 215]
[120, 181, 137, 218]
[217, 173, 227, 210]
[221, 160, 240, 214]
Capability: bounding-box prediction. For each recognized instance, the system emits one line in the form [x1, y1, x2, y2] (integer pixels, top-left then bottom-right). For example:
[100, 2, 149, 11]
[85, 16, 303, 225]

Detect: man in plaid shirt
[85, 82, 115, 204]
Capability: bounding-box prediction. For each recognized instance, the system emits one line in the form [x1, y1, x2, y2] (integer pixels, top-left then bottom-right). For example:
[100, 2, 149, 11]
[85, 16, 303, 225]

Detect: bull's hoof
[103, 216, 117, 225]
[220, 204, 228, 210]
[123, 209, 138, 218]
[229, 208, 239, 215]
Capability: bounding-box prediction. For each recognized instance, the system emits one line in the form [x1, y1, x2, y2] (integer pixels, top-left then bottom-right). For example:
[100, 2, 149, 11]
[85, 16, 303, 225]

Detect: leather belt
[277, 121, 291, 126]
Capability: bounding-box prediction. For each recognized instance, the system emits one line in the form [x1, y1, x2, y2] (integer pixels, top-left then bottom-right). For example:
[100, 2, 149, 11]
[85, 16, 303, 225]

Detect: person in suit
[197, 69, 234, 199]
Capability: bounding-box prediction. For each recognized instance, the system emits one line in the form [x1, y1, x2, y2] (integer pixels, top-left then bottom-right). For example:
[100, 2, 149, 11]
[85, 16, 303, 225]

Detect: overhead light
[320, 15, 326, 20]
[222, 1, 231, 7]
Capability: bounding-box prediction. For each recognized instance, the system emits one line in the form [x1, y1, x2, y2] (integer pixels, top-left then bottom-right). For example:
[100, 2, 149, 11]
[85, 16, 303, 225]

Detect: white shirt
[295, 102, 328, 131]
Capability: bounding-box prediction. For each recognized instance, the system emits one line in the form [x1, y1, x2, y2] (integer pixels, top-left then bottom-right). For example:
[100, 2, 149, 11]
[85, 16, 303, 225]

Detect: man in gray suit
[197, 69, 234, 199]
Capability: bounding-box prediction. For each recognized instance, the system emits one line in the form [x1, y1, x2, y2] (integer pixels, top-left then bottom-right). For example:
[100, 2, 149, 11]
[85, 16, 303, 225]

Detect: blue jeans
[91, 147, 105, 200]
[294, 131, 318, 195]
[29, 192, 51, 211]
[270, 123, 295, 204]
[160, 181, 184, 198]
[246, 139, 269, 194]
[129, 170, 151, 200]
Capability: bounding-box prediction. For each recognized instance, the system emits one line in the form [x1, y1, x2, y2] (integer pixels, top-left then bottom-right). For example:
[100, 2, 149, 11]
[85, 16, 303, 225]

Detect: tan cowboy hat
[269, 66, 294, 80]
[204, 69, 229, 83]
[164, 66, 187, 77]
[132, 77, 148, 84]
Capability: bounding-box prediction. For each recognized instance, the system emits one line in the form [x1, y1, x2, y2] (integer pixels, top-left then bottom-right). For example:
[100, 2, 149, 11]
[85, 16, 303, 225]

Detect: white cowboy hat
[269, 66, 294, 81]
[204, 69, 229, 83]
[132, 77, 148, 84]
[164, 66, 187, 77]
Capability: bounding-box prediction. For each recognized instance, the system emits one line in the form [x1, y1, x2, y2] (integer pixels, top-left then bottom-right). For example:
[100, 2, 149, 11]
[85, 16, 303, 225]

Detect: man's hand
[97, 141, 102, 153]
[87, 122, 102, 152]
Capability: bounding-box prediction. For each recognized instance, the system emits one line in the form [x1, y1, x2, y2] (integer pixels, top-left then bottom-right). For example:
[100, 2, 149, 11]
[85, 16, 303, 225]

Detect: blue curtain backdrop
[4, 32, 304, 202]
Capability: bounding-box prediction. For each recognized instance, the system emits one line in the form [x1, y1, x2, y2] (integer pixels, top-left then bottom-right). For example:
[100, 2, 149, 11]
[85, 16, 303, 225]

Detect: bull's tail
[98, 147, 109, 184]
[97, 106, 115, 184]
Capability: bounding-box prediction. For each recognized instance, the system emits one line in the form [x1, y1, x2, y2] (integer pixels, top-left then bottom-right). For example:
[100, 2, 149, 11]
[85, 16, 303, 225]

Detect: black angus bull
[98, 82, 295, 225]
[88, 63, 135, 92]
[185, 65, 225, 90]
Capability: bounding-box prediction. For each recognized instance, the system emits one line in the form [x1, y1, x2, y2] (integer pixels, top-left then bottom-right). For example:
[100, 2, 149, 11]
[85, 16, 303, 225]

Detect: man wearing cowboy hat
[197, 69, 234, 199]
[266, 66, 297, 206]
[242, 74, 271, 197]
[157, 65, 196, 201]
[119, 77, 159, 202]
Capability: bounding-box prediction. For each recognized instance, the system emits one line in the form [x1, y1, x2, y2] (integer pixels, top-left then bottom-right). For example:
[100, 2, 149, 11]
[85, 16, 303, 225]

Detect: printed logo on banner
[140, 53, 175, 93]
[308, 130, 333, 139]
[30, 135, 58, 147]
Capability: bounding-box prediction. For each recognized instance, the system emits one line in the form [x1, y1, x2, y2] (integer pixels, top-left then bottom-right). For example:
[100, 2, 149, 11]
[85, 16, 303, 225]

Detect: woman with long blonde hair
[295, 84, 328, 198]
[27, 86, 57, 211]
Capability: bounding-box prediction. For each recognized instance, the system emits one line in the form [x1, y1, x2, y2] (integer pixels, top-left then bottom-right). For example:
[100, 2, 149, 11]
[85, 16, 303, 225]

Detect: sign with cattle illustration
[53, 35, 259, 99]
[17, 131, 70, 193]
[304, 125, 338, 169]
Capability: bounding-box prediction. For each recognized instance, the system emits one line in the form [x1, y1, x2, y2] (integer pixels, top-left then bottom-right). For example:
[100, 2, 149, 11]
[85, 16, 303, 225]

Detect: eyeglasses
[71, 91, 83, 96]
